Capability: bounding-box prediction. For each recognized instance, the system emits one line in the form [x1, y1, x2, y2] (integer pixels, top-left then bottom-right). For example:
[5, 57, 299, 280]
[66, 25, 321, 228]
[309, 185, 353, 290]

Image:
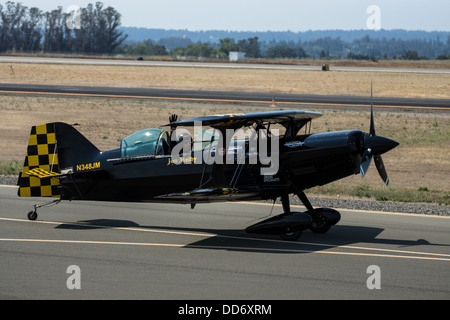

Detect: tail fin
[18, 122, 100, 197]
[18, 123, 61, 197]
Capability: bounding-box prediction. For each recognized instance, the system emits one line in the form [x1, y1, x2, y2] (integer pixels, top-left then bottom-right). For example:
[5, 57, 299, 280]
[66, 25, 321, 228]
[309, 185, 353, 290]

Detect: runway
[1, 83, 449, 110]
[1, 185, 449, 300]
[1, 55, 450, 74]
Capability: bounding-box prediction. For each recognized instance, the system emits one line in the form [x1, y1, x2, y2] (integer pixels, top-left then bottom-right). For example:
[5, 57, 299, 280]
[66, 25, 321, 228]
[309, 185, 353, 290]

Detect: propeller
[360, 148, 373, 178]
[360, 80, 398, 185]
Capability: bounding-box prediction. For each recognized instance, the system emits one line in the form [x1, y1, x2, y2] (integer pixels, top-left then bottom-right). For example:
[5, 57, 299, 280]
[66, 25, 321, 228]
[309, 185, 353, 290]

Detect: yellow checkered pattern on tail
[18, 123, 61, 197]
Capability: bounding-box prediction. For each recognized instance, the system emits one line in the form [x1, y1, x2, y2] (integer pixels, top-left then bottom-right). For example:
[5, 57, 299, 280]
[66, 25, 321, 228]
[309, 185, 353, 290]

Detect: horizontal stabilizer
[25, 168, 61, 179]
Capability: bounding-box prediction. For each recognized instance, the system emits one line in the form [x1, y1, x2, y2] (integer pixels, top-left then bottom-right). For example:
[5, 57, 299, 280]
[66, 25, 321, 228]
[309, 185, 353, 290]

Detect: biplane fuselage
[18, 109, 398, 240]
[58, 129, 368, 203]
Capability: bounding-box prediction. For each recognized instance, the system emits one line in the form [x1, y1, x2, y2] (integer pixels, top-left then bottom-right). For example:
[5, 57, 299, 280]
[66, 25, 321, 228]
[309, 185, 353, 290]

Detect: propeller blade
[360, 148, 373, 178]
[361, 82, 395, 185]
[374, 155, 390, 185]
[370, 79, 375, 136]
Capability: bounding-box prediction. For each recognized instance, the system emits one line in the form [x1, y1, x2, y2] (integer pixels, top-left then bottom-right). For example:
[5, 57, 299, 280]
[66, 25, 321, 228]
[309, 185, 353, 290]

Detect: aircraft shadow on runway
[55, 219, 447, 254]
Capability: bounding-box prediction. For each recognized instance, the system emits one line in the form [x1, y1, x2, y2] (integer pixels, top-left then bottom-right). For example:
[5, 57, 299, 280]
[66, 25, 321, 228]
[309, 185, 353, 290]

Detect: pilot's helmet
[177, 132, 192, 144]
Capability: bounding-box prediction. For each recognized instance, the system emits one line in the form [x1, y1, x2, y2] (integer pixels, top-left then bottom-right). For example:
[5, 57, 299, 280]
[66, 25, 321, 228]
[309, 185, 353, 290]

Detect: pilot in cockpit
[168, 113, 193, 155]
[176, 132, 192, 156]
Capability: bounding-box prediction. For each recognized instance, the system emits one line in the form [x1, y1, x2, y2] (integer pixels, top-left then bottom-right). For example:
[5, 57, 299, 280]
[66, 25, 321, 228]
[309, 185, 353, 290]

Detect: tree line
[117, 36, 279, 59]
[118, 35, 450, 60]
[1, 1, 449, 60]
[0, 1, 126, 54]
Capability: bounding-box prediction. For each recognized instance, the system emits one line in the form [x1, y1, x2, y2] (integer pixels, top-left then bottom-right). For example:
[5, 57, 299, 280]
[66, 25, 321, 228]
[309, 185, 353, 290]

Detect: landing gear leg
[27, 199, 61, 221]
[297, 191, 314, 213]
[280, 193, 291, 214]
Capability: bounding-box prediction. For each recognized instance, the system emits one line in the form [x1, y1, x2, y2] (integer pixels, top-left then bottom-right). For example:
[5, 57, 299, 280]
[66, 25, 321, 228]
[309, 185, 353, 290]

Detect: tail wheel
[27, 210, 37, 221]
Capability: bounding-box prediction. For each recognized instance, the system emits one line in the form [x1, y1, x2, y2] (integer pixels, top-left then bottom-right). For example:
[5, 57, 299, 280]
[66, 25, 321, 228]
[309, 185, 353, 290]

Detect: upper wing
[163, 110, 322, 129]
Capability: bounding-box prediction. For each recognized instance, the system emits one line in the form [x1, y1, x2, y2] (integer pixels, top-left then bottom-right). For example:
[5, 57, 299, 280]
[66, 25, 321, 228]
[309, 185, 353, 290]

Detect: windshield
[121, 128, 165, 157]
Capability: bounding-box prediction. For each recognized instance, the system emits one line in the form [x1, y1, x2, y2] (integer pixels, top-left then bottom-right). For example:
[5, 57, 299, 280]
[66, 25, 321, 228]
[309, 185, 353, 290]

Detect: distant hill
[121, 27, 450, 44]
[118, 28, 450, 59]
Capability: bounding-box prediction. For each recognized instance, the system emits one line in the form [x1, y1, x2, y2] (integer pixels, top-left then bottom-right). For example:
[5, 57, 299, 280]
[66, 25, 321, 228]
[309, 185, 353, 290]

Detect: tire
[310, 214, 331, 234]
[280, 226, 302, 241]
[27, 210, 37, 221]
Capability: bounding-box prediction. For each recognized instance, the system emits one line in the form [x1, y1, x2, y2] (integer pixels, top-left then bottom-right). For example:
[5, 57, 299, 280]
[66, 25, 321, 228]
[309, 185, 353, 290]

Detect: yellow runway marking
[0, 217, 216, 237]
[188, 244, 450, 262]
[1, 217, 449, 262]
[0, 238, 184, 247]
[1, 237, 449, 262]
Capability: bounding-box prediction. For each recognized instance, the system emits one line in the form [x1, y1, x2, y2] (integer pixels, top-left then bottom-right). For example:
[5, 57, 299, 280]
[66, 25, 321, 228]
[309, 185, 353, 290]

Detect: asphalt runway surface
[1, 55, 449, 110]
[1, 185, 449, 300]
[1, 83, 449, 111]
[1, 55, 450, 74]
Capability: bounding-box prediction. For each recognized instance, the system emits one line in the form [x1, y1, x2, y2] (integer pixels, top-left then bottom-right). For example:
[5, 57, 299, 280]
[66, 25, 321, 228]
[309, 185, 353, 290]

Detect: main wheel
[309, 214, 331, 234]
[27, 210, 37, 221]
[280, 226, 302, 241]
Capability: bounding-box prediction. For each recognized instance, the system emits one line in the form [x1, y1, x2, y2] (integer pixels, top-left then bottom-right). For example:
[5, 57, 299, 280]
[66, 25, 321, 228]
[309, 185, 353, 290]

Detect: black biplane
[18, 99, 398, 241]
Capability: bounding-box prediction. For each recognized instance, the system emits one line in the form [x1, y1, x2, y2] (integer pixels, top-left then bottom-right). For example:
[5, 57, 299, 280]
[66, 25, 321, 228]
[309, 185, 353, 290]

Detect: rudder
[18, 123, 61, 197]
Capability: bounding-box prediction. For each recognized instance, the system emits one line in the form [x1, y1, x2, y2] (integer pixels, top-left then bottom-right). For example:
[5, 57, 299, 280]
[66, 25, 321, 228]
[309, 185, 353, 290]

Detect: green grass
[0, 160, 23, 176]
[309, 184, 450, 205]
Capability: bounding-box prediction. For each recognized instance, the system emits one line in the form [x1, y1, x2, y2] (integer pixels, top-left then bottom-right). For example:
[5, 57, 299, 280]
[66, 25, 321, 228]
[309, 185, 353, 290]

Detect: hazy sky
[9, 0, 450, 31]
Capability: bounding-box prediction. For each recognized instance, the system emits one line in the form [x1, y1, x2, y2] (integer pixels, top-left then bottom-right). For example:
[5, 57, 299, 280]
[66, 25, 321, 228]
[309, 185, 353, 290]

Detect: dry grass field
[0, 61, 448, 204]
[1, 62, 449, 99]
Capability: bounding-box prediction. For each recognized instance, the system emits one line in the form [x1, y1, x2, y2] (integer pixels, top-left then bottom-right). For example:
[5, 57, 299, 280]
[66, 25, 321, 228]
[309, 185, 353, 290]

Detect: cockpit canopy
[120, 128, 169, 157]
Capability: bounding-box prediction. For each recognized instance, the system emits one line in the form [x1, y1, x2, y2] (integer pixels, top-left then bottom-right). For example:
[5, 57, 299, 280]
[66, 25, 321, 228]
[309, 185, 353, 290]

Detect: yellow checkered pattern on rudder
[18, 123, 61, 197]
